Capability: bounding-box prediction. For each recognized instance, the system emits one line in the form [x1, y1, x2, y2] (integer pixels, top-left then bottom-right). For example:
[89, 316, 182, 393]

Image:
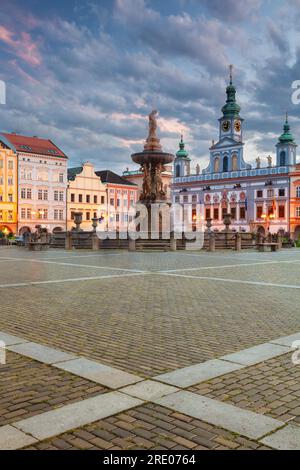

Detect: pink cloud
[0, 25, 41, 66]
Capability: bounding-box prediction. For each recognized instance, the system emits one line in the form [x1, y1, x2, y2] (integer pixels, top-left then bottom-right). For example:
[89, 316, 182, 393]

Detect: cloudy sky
[0, 0, 300, 173]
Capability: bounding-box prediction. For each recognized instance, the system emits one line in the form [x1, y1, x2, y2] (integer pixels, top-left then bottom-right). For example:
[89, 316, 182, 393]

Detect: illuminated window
[257, 206, 263, 218]
[279, 206, 285, 218]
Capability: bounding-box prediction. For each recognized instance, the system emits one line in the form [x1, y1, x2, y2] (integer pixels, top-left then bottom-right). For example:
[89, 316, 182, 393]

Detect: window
[205, 208, 211, 219]
[213, 208, 219, 220]
[232, 154, 238, 171]
[8, 194, 13, 202]
[279, 150, 286, 166]
[59, 191, 64, 202]
[44, 209, 48, 219]
[175, 165, 180, 178]
[257, 190, 263, 198]
[8, 211, 13, 220]
[71, 193, 75, 203]
[0, 211, 2, 220]
[230, 207, 236, 220]
[59, 173, 64, 183]
[86, 195, 90, 203]
[183, 195, 188, 203]
[78, 194, 83, 203]
[101, 196, 105, 204]
[240, 207, 246, 219]
[116, 214, 120, 222]
[268, 206, 274, 216]
[54, 210, 58, 220]
[0, 176, 3, 185]
[214, 157, 220, 173]
[110, 198, 114, 206]
[192, 195, 197, 203]
[117, 199, 120, 207]
[222, 207, 227, 219]
[94, 195, 97, 204]
[21, 208, 26, 219]
[0, 195, 2, 202]
[279, 206, 285, 218]
[26, 209, 31, 219]
[296, 207, 300, 217]
[38, 189, 43, 200]
[27, 189, 32, 199]
[21, 188, 26, 199]
[93, 212, 97, 219]
[0, 160, 3, 169]
[257, 206, 263, 219]
[70, 211, 75, 220]
[8, 160, 13, 170]
[59, 210, 64, 220]
[8, 177, 13, 186]
[43, 190, 48, 200]
[267, 189, 274, 198]
[86, 212, 90, 221]
[175, 196, 179, 203]
[296, 187, 300, 198]
[130, 199, 134, 207]
[54, 190, 59, 201]
[279, 189, 285, 197]
[222, 156, 229, 172]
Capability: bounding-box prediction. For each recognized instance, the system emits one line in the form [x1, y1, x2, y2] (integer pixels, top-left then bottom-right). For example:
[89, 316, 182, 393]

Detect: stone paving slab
[0, 331, 29, 346]
[0, 351, 108, 427]
[155, 359, 245, 387]
[260, 425, 300, 450]
[14, 392, 143, 442]
[270, 332, 300, 347]
[0, 425, 37, 450]
[221, 343, 290, 366]
[189, 352, 300, 425]
[55, 358, 143, 389]
[120, 380, 178, 401]
[154, 391, 283, 440]
[8, 342, 77, 365]
[24, 403, 272, 450]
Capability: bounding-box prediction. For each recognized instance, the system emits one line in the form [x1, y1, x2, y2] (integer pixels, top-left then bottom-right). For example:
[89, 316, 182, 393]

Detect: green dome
[176, 135, 189, 158]
[279, 115, 294, 143]
[221, 82, 241, 118]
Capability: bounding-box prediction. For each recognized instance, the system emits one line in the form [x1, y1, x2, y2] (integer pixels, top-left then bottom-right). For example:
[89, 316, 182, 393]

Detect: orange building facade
[0, 142, 18, 234]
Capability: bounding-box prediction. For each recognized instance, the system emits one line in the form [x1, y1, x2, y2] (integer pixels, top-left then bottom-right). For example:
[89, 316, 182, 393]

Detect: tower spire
[229, 64, 233, 85]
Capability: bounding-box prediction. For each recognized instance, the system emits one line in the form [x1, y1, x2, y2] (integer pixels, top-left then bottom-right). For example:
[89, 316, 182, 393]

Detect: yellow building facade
[67, 162, 107, 231]
[0, 143, 18, 234]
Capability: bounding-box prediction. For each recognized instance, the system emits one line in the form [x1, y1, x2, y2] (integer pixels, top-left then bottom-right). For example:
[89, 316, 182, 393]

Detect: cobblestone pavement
[189, 353, 300, 425]
[24, 403, 271, 450]
[0, 247, 300, 450]
[0, 351, 108, 426]
[0, 248, 300, 376]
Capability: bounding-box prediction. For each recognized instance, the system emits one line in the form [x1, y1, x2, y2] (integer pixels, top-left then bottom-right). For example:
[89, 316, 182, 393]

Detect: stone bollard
[128, 238, 136, 252]
[92, 233, 100, 250]
[170, 234, 177, 251]
[277, 235, 282, 249]
[65, 231, 73, 250]
[208, 231, 215, 252]
[235, 232, 242, 251]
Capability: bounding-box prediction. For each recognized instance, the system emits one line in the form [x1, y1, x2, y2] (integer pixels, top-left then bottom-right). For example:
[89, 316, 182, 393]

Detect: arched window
[214, 156, 220, 173]
[223, 155, 229, 172]
[279, 151, 286, 166]
[232, 154, 238, 171]
[175, 164, 181, 178]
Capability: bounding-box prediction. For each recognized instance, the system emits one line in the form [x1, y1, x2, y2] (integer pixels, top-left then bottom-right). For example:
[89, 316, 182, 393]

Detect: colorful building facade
[95, 170, 139, 231]
[172, 73, 300, 239]
[0, 142, 18, 234]
[67, 162, 107, 231]
[0, 133, 68, 234]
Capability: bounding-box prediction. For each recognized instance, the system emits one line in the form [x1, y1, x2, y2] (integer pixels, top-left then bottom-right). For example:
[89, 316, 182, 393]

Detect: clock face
[234, 120, 241, 132]
[222, 120, 230, 132]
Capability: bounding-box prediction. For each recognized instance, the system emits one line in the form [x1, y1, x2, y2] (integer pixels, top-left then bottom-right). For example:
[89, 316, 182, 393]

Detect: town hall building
[172, 69, 300, 240]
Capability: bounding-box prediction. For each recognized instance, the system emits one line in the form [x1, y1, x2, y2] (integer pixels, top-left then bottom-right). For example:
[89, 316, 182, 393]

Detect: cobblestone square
[0, 246, 300, 450]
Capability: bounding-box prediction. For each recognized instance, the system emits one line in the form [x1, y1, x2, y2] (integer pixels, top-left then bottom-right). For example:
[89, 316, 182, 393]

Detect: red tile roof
[0, 133, 67, 158]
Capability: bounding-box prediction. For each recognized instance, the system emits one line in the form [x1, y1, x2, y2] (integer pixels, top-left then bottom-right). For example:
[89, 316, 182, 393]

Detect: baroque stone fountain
[131, 110, 174, 202]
